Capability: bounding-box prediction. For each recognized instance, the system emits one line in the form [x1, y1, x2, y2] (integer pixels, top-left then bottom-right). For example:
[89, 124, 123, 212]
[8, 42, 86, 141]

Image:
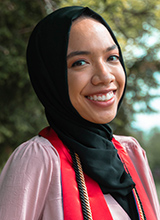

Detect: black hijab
[27, 6, 136, 217]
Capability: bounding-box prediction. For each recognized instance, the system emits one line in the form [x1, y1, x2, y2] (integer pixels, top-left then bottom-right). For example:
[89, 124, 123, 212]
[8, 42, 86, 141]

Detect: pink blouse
[0, 135, 160, 219]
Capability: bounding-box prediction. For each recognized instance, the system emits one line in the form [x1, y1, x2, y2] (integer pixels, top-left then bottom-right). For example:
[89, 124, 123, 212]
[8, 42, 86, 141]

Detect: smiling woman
[0, 6, 159, 220]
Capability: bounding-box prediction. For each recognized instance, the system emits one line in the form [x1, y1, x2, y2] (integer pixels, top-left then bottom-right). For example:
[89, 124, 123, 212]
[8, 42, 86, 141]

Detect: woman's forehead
[68, 18, 116, 52]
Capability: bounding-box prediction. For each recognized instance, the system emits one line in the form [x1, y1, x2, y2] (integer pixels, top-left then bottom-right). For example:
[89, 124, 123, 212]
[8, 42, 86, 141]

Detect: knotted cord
[70, 150, 93, 220]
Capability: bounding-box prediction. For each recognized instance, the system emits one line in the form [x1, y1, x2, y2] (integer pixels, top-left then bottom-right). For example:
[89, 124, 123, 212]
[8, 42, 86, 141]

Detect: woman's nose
[91, 62, 115, 86]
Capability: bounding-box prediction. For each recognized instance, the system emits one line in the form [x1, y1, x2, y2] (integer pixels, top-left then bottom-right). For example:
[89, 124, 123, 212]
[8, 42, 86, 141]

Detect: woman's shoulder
[113, 134, 146, 157]
[13, 135, 59, 162]
[113, 134, 141, 147]
[0, 135, 60, 179]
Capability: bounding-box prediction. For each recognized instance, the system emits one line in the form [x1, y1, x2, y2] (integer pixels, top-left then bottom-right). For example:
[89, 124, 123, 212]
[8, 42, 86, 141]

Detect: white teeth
[98, 96, 102, 101]
[93, 95, 97, 101]
[102, 95, 106, 101]
[88, 91, 114, 102]
[107, 92, 113, 100]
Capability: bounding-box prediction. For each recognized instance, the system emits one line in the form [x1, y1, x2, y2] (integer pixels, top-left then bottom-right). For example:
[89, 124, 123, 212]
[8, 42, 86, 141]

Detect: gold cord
[132, 188, 145, 220]
[75, 153, 93, 220]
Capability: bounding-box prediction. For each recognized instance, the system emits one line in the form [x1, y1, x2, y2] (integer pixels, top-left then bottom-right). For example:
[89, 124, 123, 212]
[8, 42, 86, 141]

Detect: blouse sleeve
[128, 137, 160, 218]
[0, 136, 60, 220]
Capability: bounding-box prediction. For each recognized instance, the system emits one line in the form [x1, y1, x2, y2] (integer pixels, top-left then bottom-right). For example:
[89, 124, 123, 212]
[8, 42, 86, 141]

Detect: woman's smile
[86, 90, 115, 102]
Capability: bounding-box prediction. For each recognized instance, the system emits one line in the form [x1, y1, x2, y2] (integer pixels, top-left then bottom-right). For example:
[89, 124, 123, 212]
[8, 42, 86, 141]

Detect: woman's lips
[86, 91, 115, 102]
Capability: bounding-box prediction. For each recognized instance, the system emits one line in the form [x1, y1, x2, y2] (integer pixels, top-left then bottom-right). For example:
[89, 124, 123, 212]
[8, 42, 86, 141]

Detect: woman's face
[67, 18, 125, 124]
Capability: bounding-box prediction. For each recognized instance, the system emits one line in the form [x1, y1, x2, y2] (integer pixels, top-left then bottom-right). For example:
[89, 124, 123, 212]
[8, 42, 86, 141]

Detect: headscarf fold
[27, 5, 134, 207]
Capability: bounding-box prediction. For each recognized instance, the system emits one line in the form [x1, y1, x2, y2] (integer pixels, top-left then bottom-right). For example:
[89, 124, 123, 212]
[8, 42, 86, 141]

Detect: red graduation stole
[39, 127, 157, 220]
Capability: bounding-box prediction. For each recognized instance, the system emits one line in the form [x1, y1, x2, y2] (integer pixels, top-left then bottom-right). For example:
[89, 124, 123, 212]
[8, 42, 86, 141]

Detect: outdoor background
[0, 0, 160, 200]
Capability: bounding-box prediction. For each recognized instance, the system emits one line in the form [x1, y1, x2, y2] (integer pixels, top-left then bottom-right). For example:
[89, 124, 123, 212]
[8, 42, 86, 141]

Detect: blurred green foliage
[143, 128, 160, 182]
[0, 0, 48, 163]
[0, 0, 160, 195]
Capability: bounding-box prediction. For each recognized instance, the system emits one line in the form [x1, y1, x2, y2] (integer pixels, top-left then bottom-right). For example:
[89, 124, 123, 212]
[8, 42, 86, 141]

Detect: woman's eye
[108, 55, 119, 62]
[72, 60, 87, 67]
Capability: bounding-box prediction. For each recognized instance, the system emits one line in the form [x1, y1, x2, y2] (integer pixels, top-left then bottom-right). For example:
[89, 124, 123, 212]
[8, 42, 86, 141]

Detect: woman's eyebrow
[67, 51, 90, 59]
[67, 44, 118, 59]
[106, 44, 118, 52]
